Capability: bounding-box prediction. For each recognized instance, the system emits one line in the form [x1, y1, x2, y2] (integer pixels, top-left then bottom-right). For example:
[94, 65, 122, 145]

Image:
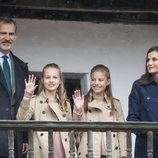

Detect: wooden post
[147, 131, 153, 158]
[48, 130, 53, 158]
[127, 131, 132, 158]
[69, 130, 75, 158]
[8, 130, 14, 158]
[28, 130, 34, 158]
[106, 130, 112, 158]
[87, 130, 93, 158]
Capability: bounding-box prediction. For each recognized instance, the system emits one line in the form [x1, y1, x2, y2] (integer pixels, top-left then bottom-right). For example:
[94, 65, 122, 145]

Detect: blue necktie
[3, 55, 11, 90]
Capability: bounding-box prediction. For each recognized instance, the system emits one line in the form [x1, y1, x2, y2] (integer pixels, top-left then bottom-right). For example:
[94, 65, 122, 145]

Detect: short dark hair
[0, 17, 17, 32]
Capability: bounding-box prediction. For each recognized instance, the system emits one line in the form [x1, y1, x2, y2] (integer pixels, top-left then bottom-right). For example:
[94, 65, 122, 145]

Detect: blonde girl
[17, 63, 73, 158]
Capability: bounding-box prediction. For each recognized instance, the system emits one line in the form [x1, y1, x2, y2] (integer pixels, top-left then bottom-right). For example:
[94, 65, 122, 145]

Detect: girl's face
[90, 70, 110, 95]
[146, 51, 158, 75]
[43, 67, 61, 93]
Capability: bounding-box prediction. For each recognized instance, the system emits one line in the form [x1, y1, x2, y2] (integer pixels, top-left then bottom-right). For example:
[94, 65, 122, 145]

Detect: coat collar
[38, 90, 49, 103]
[89, 96, 111, 111]
[38, 91, 67, 121]
[89, 92, 109, 103]
[88, 93, 111, 110]
[148, 76, 157, 85]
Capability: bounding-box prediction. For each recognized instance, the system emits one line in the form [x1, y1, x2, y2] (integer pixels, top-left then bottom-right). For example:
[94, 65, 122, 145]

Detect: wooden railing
[0, 120, 157, 158]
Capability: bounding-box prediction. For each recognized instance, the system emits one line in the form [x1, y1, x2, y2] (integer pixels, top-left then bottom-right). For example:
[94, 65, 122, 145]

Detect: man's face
[0, 22, 17, 54]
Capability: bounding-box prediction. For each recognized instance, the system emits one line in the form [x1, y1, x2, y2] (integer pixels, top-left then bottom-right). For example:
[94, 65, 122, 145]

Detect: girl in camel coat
[73, 64, 127, 158]
[17, 63, 75, 158]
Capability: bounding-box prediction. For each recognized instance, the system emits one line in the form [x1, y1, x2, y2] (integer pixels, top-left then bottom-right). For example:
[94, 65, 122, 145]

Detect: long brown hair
[139, 46, 158, 85]
[38, 63, 68, 111]
[84, 64, 115, 115]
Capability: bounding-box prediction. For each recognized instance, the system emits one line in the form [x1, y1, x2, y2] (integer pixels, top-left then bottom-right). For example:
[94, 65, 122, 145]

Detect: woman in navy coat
[127, 46, 158, 158]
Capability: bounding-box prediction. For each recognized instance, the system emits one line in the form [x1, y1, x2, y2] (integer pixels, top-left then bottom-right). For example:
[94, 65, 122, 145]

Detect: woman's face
[146, 51, 158, 75]
[90, 70, 110, 95]
[43, 67, 61, 93]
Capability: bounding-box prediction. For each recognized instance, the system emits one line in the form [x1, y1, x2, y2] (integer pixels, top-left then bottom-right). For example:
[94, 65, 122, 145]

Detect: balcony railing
[0, 120, 157, 158]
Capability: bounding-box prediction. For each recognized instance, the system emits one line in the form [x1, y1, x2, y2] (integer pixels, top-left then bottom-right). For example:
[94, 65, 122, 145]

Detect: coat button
[42, 111, 46, 114]
[65, 138, 67, 142]
[78, 152, 81, 155]
[5, 108, 9, 112]
[88, 109, 91, 113]
[113, 134, 116, 137]
[63, 113, 66, 117]
[115, 146, 118, 150]
[39, 146, 42, 149]
[40, 101, 43, 103]
[40, 133, 44, 136]
[146, 97, 150, 100]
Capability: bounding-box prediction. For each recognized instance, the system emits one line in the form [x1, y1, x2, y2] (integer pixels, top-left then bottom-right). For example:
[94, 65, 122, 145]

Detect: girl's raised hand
[25, 74, 38, 93]
[72, 90, 84, 110]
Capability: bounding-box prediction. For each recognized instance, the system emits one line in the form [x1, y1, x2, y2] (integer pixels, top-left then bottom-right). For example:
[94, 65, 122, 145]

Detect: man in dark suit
[0, 17, 29, 158]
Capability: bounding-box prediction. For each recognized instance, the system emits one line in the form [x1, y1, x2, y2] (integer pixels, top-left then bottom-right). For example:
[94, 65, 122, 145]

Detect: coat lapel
[10, 54, 16, 95]
[39, 91, 67, 121]
[49, 103, 67, 121]
[0, 65, 11, 95]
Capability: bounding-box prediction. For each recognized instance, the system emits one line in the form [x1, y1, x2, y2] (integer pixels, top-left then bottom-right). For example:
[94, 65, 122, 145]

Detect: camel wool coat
[73, 97, 127, 158]
[16, 91, 74, 158]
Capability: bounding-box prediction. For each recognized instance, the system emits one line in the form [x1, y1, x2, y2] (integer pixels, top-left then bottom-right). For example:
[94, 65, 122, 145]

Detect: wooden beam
[0, 0, 158, 24]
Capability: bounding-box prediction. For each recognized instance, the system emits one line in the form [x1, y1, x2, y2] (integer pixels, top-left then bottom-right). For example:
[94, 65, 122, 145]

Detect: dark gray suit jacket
[0, 51, 29, 157]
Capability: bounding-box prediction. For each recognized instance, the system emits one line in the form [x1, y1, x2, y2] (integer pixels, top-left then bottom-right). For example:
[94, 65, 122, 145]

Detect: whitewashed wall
[12, 18, 158, 156]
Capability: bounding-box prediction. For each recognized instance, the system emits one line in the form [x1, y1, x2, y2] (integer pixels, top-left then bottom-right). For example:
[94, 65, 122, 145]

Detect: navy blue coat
[0, 52, 29, 157]
[127, 79, 158, 158]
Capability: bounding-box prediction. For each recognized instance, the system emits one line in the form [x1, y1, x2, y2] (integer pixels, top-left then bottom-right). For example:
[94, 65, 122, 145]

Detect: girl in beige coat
[73, 64, 127, 158]
[17, 63, 73, 158]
